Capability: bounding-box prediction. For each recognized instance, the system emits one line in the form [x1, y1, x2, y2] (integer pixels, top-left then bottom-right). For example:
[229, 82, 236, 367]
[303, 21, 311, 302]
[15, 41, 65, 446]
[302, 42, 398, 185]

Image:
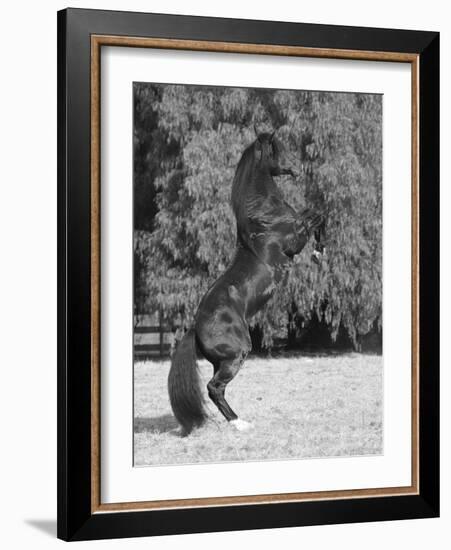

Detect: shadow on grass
[134, 414, 180, 435]
[251, 349, 356, 359]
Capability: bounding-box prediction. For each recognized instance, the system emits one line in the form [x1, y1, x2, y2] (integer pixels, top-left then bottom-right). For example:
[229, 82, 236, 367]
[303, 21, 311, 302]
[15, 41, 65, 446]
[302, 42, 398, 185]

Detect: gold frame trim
[90, 35, 420, 514]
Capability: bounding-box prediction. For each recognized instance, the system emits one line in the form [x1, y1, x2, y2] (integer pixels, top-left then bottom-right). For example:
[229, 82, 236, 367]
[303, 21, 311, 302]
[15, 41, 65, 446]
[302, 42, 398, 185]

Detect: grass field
[134, 353, 383, 466]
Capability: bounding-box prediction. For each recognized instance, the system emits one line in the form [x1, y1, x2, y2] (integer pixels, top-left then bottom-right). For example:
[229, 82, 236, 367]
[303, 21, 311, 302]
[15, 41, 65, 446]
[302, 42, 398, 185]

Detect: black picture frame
[57, 7, 439, 541]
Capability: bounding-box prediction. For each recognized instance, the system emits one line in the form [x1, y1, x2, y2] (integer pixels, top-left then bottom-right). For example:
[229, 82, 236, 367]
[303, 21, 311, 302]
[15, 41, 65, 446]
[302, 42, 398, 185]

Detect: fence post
[159, 308, 164, 356]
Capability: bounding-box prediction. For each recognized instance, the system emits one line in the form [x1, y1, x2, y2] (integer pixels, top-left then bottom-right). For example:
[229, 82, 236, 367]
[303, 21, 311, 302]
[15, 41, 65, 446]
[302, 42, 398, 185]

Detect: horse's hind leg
[207, 350, 253, 431]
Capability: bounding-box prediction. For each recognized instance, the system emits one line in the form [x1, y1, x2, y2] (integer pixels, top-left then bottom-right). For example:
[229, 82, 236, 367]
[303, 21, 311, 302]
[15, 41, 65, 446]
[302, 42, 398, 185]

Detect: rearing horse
[168, 130, 326, 433]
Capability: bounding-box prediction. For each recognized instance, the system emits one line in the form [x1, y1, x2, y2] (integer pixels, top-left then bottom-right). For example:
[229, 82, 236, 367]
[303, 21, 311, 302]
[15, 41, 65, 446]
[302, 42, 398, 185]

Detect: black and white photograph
[133, 82, 383, 467]
[0, 0, 445, 546]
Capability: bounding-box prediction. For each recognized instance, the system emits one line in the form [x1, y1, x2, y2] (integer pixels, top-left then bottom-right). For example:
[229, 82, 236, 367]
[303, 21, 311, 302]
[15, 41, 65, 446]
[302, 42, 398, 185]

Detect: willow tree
[134, 83, 382, 349]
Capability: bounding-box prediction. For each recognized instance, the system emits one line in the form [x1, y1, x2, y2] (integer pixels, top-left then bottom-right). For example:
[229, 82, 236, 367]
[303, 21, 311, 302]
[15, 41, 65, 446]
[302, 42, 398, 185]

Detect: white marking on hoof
[230, 419, 253, 431]
[312, 250, 322, 261]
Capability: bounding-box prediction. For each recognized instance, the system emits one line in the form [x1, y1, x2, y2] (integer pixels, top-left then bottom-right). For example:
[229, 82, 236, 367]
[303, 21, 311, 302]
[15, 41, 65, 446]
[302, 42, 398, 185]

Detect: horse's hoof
[230, 418, 253, 431]
[311, 250, 322, 264]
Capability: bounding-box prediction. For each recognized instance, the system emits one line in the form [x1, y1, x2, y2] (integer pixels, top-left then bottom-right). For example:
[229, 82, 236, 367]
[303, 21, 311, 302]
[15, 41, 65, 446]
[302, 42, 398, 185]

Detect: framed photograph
[57, 8, 439, 541]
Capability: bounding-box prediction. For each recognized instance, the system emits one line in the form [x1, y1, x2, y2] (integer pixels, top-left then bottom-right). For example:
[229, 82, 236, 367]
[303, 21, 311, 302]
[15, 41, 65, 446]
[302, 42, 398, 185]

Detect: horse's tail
[168, 328, 207, 434]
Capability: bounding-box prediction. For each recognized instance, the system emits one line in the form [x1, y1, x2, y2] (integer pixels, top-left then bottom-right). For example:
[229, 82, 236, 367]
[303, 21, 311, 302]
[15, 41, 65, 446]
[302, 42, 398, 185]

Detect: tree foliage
[134, 83, 382, 350]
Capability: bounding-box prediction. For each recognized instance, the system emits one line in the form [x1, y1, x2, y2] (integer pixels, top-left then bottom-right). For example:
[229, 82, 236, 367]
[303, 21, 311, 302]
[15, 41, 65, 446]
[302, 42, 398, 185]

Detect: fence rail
[134, 326, 162, 334]
[134, 314, 175, 357]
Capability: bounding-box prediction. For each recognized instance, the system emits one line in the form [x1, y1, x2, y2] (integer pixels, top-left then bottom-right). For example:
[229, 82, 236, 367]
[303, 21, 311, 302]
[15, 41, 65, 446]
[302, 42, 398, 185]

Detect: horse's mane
[231, 135, 284, 219]
[231, 142, 256, 220]
[230, 135, 288, 254]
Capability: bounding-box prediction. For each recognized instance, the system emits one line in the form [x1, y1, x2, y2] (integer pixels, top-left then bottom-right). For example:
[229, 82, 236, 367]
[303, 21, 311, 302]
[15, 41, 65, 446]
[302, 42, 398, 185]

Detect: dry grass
[134, 353, 382, 466]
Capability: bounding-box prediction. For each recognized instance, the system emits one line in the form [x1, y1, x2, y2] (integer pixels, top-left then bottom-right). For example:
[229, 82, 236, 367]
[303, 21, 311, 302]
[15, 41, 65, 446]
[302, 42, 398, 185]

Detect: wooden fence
[134, 312, 175, 358]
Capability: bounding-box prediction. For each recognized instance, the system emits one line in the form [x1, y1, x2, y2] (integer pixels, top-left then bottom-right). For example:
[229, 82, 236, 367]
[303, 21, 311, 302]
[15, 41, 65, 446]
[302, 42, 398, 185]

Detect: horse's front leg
[273, 167, 297, 177]
[289, 209, 326, 262]
[312, 218, 327, 264]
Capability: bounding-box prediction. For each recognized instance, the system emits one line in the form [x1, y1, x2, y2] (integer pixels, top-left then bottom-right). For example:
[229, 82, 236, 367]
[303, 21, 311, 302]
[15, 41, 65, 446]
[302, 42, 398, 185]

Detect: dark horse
[168, 130, 326, 433]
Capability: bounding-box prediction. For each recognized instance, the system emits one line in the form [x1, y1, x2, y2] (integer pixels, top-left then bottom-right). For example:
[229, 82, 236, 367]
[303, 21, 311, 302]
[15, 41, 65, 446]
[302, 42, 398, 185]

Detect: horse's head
[253, 127, 296, 178]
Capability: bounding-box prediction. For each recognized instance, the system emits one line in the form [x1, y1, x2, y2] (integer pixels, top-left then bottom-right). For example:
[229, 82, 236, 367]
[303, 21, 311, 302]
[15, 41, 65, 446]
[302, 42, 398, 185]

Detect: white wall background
[0, 1, 448, 548]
